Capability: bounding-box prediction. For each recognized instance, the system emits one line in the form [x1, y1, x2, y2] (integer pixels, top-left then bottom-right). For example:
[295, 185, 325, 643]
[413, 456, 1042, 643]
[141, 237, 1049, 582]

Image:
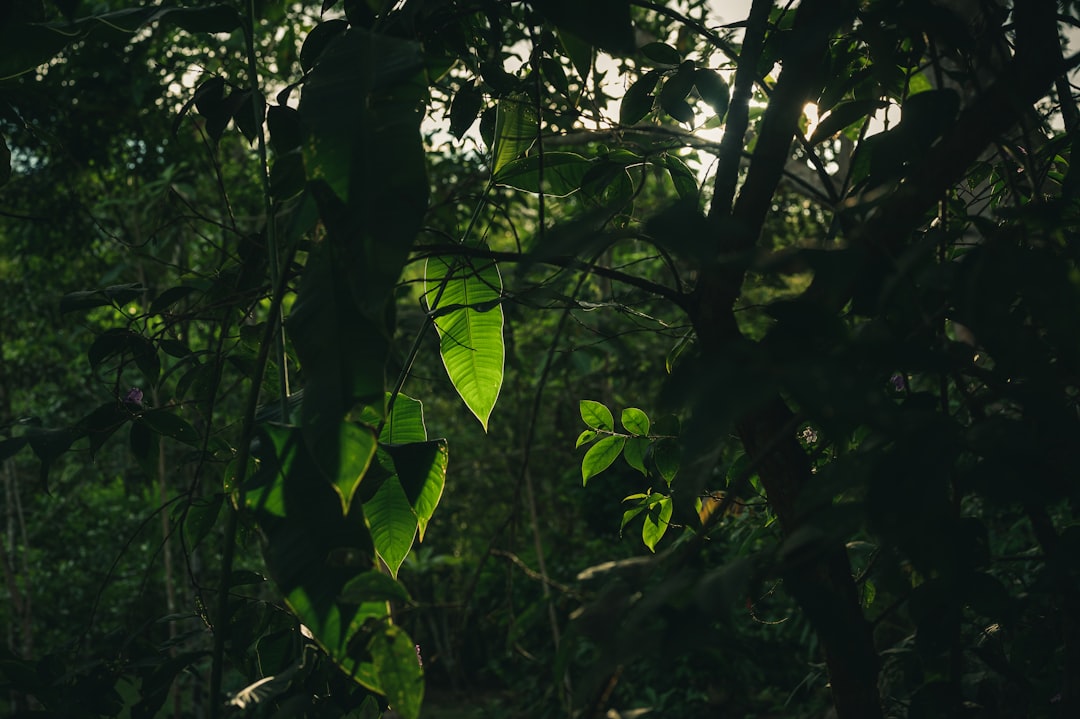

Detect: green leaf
[621, 407, 650, 436]
[450, 82, 484, 139]
[664, 154, 699, 202]
[623, 436, 649, 475]
[579, 400, 614, 431]
[575, 429, 598, 448]
[387, 439, 448, 542]
[340, 571, 411, 604]
[642, 495, 673, 552]
[641, 42, 681, 67]
[582, 435, 625, 485]
[652, 438, 680, 485]
[659, 62, 697, 124]
[365, 475, 418, 577]
[808, 99, 882, 145]
[620, 504, 646, 533]
[693, 68, 730, 119]
[309, 422, 378, 514]
[620, 71, 658, 125]
[558, 30, 592, 85]
[140, 409, 201, 446]
[368, 625, 424, 719]
[425, 256, 505, 431]
[300, 19, 349, 72]
[381, 394, 428, 444]
[491, 95, 538, 176]
[60, 283, 145, 314]
[247, 425, 383, 690]
[493, 152, 593, 197]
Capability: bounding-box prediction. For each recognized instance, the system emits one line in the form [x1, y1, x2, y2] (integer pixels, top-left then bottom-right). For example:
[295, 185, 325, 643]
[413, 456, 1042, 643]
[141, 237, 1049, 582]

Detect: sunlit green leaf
[387, 440, 448, 541]
[494, 152, 593, 197]
[365, 475, 418, 577]
[575, 429, 598, 448]
[642, 495, 673, 552]
[579, 399, 614, 431]
[582, 435, 625, 485]
[381, 394, 428, 444]
[425, 256, 505, 431]
[491, 95, 538, 176]
[621, 407, 650, 436]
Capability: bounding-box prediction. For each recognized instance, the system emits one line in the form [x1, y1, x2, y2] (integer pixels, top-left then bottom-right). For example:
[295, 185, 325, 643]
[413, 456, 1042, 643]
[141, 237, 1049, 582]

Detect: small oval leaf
[579, 400, 614, 431]
[621, 407, 651, 436]
[582, 435, 625, 485]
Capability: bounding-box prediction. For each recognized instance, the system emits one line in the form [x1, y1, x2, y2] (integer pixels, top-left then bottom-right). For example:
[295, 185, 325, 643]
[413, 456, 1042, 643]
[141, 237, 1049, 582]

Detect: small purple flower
[889, 373, 906, 392]
[415, 644, 423, 667]
[124, 387, 144, 407]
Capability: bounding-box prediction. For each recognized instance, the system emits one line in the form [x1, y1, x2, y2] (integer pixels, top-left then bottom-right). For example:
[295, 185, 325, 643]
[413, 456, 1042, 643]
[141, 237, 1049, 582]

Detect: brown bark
[695, 1, 882, 716]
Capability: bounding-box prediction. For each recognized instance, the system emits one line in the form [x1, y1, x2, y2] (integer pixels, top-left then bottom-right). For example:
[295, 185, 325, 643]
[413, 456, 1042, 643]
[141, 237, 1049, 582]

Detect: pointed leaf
[491, 95, 538, 176]
[425, 257, 505, 430]
[575, 429, 598, 448]
[450, 83, 483, 139]
[642, 495, 673, 552]
[387, 439, 447, 541]
[582, 435, 625, 485]
[694, 68, 730, 119]
[620, 72, 658, 125]
[310, 422, 378, 514]
[365, 475, 418, 577]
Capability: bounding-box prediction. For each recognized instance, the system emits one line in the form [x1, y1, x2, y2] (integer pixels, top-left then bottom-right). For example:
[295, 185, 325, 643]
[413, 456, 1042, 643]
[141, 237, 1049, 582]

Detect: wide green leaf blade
[579, 400, 614, 431]
[308, 421, 377, 514]
[491, 95, 537, 176]
[621, 407, 650, 436]
[368, 625, 424, 719]
[388, 439, 448, 541]
[365, 475, 418, 578]
[381, 394, 428, 444]
[493, 152, 593, 197]
[425, 256, 505, 431]
[582, 435, 625, 485]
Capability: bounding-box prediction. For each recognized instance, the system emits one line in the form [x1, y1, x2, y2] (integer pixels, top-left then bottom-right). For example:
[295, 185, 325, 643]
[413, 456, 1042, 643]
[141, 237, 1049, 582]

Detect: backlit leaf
[642, 495, 673, 552]
[494, 152, 593, 197]
[491, 95, 537, 176]
[579, 400, 614, 431]
[621, 407, 650, 436]
[425, 256, 505, 431]
[365, 475, 418, 577]
[582, 435, 625, 485]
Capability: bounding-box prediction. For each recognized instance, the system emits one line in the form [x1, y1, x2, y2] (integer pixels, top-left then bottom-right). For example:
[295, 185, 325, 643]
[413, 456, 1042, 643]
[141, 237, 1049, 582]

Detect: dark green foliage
[3, 1, 1080, 718]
